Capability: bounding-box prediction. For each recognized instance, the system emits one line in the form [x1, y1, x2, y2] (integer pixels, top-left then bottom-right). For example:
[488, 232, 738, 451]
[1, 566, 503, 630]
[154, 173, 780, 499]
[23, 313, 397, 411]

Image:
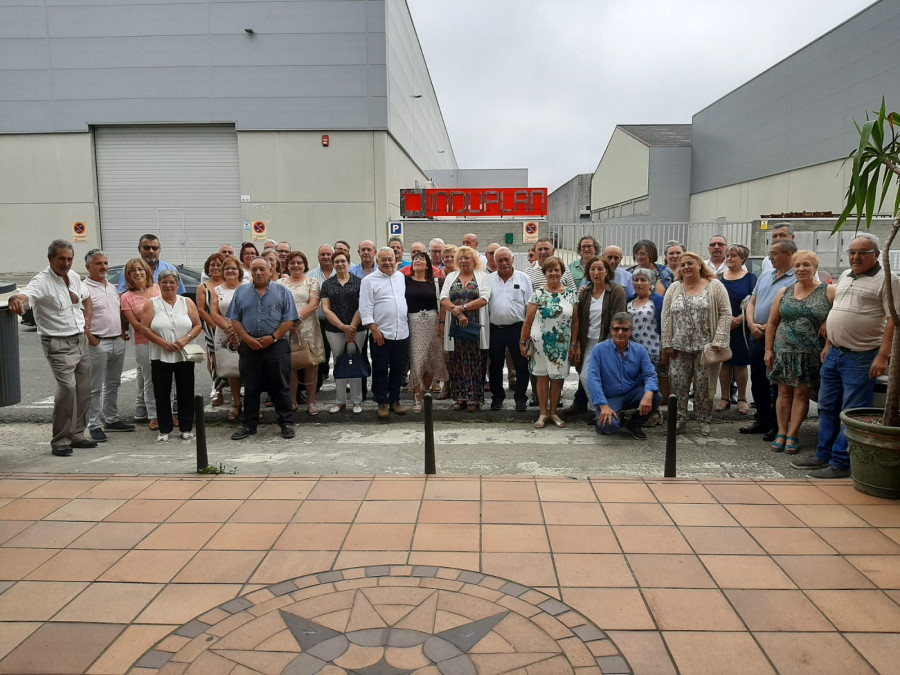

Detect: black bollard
[194, 394, 208, 473]
[664, 393, 677, 477]
[424, 392, 436, 475]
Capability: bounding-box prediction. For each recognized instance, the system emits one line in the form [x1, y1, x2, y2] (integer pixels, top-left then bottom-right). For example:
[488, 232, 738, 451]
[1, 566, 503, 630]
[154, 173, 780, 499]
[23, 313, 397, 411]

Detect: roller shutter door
[95, 125, 242, 268]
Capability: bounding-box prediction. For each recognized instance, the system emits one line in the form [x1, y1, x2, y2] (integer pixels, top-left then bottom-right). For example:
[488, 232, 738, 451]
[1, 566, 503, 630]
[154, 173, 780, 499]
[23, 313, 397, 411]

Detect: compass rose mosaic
[132, 565, 632, 674]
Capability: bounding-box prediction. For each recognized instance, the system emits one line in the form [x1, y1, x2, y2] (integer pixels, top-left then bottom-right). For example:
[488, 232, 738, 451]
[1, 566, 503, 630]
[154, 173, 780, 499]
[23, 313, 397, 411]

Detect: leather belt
[833, 345, 878, 354]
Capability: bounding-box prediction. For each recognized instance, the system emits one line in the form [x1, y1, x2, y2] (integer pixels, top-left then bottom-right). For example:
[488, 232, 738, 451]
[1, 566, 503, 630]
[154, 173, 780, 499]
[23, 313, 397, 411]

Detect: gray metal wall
[428, 169, 529, 188]
[691, 0, 900, 194]
[548, 174, 592, 224]
[648, 146, 692, 222]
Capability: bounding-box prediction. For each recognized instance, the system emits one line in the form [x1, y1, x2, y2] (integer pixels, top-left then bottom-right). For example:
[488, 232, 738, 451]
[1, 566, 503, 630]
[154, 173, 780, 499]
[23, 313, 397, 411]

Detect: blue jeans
[371, 337, 409, 405]
[595, 385, 661, 434]
[816, 347, 877, 469]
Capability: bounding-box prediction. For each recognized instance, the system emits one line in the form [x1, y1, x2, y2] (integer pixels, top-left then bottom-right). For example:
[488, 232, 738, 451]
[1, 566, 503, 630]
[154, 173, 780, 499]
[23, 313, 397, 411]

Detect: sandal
[210, 391, 225, 407]
[437, 386, 451, 400]
[148, 419, 159, 431]
[549, 415, 567, 428]
[228, 406, 242, 421]
[770, 434, 787, 452]
[467, 403, 479, 412]
[785, 436, 800, 454]
[714, 399, 731, 412]
[533, 416, 547, 429]
[413, 396, 422, 413]
[737, 399, 750, 415]
[307, 403, 319, 416]
[452, 402, 464, 411]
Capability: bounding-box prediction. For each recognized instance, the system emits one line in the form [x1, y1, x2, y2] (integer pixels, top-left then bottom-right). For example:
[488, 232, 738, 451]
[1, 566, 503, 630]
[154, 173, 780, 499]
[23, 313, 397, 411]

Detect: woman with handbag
[120, 257, 160, 429]
[521, 256, 579, 428]
[321, 250, 366, 414]
[279, 250, 326, 415]
[661, 252, 731, 436]
[140, 269, 202, 442]
[210, 256, 244, 421]
[439, 246, 491, 411]
[196, 253, 226, 406]
[406, 251, 449, 412]
[717, 244, 757, 415]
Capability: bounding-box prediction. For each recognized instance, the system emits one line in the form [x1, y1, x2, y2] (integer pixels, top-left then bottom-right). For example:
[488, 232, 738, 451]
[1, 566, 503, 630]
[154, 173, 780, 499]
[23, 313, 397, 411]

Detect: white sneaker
[181, 431, 195, 441]
[352, 404, 363, 414]
[157, 433, 169, 442]
[328, 405, 345, 414]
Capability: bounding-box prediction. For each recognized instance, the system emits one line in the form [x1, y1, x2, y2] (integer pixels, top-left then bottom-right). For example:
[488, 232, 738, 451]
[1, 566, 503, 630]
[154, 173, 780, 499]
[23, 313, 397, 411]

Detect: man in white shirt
[488, 247, 532, 411]
[761, 223, 795, 273]
[83, 249, 135, 443]
[704, 235, 728, 275]
[360, 248, 409, 420]
[526, 238, 576, 291]
[7, 240, 95, 456]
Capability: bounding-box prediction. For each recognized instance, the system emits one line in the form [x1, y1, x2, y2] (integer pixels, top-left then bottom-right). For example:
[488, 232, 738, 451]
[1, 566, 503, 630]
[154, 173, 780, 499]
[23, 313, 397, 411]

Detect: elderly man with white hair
[487, 247, 532, 411]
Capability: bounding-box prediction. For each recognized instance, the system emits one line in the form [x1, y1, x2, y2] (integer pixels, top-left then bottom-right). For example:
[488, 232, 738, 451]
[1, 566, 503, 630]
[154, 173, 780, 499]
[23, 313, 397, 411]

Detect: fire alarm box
[322, 135, 329, 147]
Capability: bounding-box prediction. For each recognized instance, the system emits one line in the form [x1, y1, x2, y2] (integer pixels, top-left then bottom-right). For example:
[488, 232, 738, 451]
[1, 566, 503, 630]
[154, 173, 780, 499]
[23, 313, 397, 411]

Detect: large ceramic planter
[842, 407, 900, 500]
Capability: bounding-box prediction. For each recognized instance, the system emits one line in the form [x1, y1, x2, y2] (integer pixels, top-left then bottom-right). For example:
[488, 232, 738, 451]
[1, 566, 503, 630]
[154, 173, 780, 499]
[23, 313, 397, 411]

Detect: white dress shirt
[487, 270, 532, 325]
[24, 267, 90, 336]
[359, 269, 409, 340]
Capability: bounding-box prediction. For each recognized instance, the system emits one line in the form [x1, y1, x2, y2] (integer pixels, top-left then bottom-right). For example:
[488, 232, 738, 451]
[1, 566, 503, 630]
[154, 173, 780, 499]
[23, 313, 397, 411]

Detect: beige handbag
[290, 334, 316, 370]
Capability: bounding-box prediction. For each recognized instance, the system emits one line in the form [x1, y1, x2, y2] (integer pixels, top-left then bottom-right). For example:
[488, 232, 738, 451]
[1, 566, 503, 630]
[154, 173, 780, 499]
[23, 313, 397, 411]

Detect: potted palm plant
[835, 99, 900, 499]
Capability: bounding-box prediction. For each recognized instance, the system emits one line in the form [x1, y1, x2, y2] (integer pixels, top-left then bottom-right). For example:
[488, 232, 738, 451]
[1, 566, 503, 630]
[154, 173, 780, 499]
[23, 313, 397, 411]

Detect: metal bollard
[424, 392, 436, 475]
[194, 394, 209, 473]
[664, 393, 677, 477]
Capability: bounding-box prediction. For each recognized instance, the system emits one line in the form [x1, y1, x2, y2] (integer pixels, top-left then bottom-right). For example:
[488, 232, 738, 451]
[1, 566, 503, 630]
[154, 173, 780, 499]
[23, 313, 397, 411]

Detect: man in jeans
[792, 234, 898, 479]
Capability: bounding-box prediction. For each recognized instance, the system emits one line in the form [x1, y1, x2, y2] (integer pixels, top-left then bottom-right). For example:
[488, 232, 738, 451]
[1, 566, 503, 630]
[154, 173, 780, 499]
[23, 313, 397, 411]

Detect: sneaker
[790, 455, 827, 471]
[391, 402, 407, 415]
[180, 431, 195, 441]
[699, 422, 711, 437]
[352, 404, 363, 414]
[157, 433, 169, 443]
[89, 427, 108, 442]
[377, 404, 390, 420]
[280, 424, 296, 439]
[807, 465, 851, 479]
[231, 425, 256, 440]
[328, 404, 345, 414]
[625, 422, 647, 440]
[104, 420, 136, 432]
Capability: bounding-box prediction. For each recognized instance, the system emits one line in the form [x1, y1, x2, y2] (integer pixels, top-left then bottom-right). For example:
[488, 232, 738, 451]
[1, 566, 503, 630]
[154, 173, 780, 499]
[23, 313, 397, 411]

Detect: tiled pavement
[1, 474, 899, 673]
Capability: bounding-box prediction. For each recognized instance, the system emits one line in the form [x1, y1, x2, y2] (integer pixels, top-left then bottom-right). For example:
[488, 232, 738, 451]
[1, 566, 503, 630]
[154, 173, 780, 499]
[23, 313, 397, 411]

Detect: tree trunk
[884, 218, 900, 427]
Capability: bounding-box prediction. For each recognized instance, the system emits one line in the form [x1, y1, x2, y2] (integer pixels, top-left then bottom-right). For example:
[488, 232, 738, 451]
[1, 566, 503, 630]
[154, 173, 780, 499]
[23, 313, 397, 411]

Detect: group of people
[9, 223, 896, 482]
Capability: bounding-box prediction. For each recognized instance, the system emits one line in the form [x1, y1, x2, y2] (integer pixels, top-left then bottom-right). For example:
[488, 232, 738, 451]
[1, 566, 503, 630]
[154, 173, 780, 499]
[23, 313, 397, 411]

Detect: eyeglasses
[846, 249, 877, 256]
[611, 327, 631, 332]
[140, 245, 160, 251]
[709, 243, 726, 247]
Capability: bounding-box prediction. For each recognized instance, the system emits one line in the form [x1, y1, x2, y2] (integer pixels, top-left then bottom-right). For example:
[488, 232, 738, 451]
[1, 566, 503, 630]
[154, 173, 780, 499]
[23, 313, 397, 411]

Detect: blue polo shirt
[349, 263, 374, 279]
[751, 268, 795, 324]
[586, 339, 658, 409]
[117, 259, 185, 294]
[227, 281, 298, 338]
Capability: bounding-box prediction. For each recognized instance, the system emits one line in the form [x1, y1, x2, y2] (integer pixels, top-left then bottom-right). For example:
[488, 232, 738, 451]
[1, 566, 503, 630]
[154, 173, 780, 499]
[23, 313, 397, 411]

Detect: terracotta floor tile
[78, 479, 157, 500]
[548, 525, 620, 553]
[247, 479, 317, 500]
[482, 479, 539, 501]
[814, 527, 900, 554]
[701, 554, 796, 589]
[69, 522, 156, 549]
[846, 633, 900, 675]
[680, 526, 764, 555]
[0, 580, 88, 620]
[663, 631, 775, 674]
[422, 479, 481, 501]
[774, 555, 876, 590]
[274, 523, 350, 550]
[481, 501, 543, 524]
[0, 520, 33, 544]
[173, 550, 266, 583]
[756, 631, 877, 675]
[0, 622, 125, 675]
[412, 523, 480, 551]
[191, 479, 263, 500]
[628, 553, 716, 588]
[204, 523, 286, 550]
[104, 499, 185, 523]
[0, 498, 70, 521]
[663, 503, 739, 527]
[705, 483, 777, 505]
[0, 478, 48, 498]
[307, 479, 372, 501]
[725, 589, 832, 631]
[536, 481, 597, 502]
[883, 528, 900, 546]
[483, 524, 550, 553]
[644, 589, 744, 631]
[293, 500, 361, 523]
[747, 527, 836, 555]
[86, 624, 175, 675]
[846, 555, 900, 588]
[134, 480, 205, 500]
[554, 553, 636, 587]
[229, 499, 300, 523]
[98, 550, 194, 583]
[355, 500, 420, 523]
[785, 504, 871, 528]
[26, 549, 125, 581]
[541, 502, 608, 526]
[482, 552, 557, 587]
[0, 548, 57, 580]
[53, 581, 163, 622]
[815, 483, 889, 505]
[646, 481, 715, 504]
[343, 523, 415, 550]
[334, 550, 409, 568]
[249, 550, 337, 584]
[364, 479, 425, 500]
[847, 504, 900, 527]
[760, 483, 838, 504]
[606, 631, 677, 675]
[561, 588, 655, 630]
[611, 525, 689, 554]
[3, 520, 94, 548]
[407, 551, 480, 569]
[724, 504, 805, 528]
[418, 500, 480, 523]
[166, 499, 243, 523]
[24, 479, 101, 499]
[806, 590, 900, 631]
[135, 522, 221, 550]
[590, 481, 656, 503]
[603, 503, 673, 526]
[44, 498, 126, 522]
[0, 622, 41, 660]
[136, 583, 242, 624]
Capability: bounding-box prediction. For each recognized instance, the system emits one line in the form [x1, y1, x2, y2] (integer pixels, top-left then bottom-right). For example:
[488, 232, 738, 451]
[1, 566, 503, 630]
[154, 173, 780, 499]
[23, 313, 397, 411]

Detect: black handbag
[449, 317, 480, 342]
[333, 342, 371, 379]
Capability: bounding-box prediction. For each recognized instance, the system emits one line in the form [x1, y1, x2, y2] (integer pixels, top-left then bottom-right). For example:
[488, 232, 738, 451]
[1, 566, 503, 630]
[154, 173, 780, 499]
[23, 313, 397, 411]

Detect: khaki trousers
[40, 333, 91, 448]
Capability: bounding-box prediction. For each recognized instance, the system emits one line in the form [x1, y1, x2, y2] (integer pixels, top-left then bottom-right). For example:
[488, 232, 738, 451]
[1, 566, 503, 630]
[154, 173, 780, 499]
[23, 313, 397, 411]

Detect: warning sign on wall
[523, 221, 539, 244]
[73, 222, 87, 243]
[252, 221, 267, 242]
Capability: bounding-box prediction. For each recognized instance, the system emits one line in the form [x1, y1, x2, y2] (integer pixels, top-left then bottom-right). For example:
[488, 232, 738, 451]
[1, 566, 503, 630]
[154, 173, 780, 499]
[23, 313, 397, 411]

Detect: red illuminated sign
[401, 188, 548, 218]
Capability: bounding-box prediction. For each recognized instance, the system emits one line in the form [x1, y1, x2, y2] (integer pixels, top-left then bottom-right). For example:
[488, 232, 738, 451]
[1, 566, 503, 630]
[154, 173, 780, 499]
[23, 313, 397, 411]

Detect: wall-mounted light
[244, 28, 255, 34]
[410, 94, 422, 99]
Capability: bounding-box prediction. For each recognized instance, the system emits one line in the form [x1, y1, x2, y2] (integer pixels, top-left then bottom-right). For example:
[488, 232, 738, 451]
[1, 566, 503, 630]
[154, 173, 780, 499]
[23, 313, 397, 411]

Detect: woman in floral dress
[521, 256, 579, 429]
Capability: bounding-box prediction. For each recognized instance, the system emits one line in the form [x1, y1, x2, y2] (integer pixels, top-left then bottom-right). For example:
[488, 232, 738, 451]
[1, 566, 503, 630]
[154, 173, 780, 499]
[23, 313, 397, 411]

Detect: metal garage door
[95, 125, 242, 268]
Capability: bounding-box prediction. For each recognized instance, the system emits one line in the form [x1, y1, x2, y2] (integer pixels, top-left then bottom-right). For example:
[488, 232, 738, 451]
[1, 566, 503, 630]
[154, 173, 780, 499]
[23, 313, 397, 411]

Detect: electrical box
[504, 233, 514, 245]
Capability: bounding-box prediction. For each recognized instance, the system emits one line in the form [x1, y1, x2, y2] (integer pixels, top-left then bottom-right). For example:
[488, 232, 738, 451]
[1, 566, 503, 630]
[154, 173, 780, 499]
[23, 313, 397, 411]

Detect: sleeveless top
[769, 283, 831, 387]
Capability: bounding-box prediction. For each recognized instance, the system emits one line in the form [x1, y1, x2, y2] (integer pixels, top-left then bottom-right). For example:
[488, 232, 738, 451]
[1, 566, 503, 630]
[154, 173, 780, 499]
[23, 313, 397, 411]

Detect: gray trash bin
[0, 281, 22, 407]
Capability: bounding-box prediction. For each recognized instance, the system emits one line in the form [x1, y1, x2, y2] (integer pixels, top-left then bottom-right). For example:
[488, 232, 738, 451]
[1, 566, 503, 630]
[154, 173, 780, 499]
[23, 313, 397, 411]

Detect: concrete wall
[647, 146, 692, 222]
[591, 129, 649, 211]
[548, 174, 592, 224]
[428, 169, 530, 188]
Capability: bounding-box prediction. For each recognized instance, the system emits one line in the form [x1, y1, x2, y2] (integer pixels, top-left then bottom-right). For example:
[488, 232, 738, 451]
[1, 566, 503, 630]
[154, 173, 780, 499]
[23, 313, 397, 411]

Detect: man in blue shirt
[349, 240, 377, 278]
[586, 312, 661, 440]
[227, 257, 299, 440]
[116, 234, 185, 294]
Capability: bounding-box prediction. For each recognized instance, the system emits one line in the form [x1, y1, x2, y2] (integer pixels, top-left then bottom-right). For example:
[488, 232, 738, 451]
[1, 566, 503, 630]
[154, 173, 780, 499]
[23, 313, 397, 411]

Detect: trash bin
[0, 281, 22, 407]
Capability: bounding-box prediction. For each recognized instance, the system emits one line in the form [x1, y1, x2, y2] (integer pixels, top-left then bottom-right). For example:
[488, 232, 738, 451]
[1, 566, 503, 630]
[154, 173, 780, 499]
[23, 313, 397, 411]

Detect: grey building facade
[548, 174, 592, 224]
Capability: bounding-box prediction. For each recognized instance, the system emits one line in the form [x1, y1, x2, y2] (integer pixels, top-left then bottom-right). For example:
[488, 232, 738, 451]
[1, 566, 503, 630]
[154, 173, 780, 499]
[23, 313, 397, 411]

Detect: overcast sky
[408, 0, 877, 191]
